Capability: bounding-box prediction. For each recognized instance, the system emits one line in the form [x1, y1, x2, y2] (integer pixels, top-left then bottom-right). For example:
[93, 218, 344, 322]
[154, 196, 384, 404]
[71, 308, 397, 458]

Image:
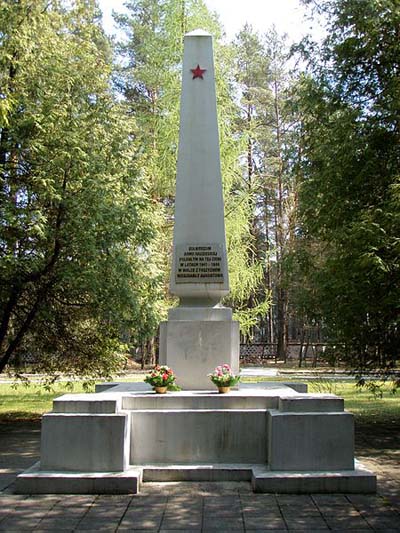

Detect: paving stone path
[0, 421, 399, 532]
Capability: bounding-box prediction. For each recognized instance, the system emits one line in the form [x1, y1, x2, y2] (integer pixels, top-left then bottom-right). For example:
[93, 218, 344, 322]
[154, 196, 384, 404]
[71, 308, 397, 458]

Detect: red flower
[163, 373, 168, 381]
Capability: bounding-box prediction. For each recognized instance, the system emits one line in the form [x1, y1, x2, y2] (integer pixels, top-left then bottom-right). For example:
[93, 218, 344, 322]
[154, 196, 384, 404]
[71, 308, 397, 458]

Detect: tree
[231, 25, 272, 342]
[232, 25, 299, 353]
[262, 28, 300, 360]
[293, 0, 400, 374]
[0, 0, 162, 379]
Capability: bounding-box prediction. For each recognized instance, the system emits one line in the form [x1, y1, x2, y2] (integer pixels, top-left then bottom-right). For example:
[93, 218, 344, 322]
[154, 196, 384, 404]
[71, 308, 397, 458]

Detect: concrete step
[279, 394, 344, 412]
[141, 464, 254, 482]
[53, 393, 121, 413]
[252, 462, 377, 494]
[15, 462, 141, 494]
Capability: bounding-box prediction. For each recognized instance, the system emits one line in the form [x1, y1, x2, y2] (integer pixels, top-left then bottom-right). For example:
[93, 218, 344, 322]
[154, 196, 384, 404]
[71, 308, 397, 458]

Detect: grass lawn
[0, 376, 398, 425]
[0, 382, 95, 422]
[308, 381, 400, 426]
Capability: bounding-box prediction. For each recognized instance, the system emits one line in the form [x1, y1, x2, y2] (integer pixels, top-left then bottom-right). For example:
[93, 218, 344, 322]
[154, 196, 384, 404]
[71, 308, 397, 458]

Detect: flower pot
[218, 386, 230, 394]
[154, 386, 168, 394]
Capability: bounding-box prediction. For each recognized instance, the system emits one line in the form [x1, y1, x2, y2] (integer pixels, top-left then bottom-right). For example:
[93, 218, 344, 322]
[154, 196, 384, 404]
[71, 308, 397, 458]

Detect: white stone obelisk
[159, 30, 239, 389]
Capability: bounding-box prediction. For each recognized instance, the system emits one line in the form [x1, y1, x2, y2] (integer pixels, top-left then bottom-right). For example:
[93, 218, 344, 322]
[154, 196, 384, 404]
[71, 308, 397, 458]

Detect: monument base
[16, 461, 375, 495]
[16, 383, 377, 495]
[159, 313, 239, 390]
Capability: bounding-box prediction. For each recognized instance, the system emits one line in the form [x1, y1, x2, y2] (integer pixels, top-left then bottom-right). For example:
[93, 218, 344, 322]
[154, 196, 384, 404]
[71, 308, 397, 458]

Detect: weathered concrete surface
[142, 464, 253, 482]
[130, 409, 267, 464]
[40, 413, 129, 472]
[159, 319, 240, 389]
[268, 410, 355, 471]
[252, 462, 377, 494]
[279, 394, 344, 412]
[168, 305, 232, 321]
[122, 384, 297, 410]
[52, 393, 121, 413]
[15, 462, 140, 495]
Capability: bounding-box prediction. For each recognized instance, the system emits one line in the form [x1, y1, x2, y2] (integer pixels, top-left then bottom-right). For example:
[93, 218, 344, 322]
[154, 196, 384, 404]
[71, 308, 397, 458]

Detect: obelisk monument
[159, 29, 239, 389]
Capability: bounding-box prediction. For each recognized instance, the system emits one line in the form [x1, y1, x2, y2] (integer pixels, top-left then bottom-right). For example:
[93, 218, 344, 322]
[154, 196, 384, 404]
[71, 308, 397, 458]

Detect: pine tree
[232, 25, 299, 352]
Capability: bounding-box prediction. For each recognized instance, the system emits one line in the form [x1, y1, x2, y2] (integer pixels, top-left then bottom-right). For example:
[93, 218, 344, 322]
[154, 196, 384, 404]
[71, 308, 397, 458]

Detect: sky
[97, 0, 318, 44]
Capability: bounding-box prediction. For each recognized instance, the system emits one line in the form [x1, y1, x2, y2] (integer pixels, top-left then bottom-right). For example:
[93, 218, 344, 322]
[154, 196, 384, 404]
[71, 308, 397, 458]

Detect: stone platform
[15, 382, 376, 494]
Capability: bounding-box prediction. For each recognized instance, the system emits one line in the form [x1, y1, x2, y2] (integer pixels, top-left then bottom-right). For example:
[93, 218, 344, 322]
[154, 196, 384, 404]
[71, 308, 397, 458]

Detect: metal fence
[240, 343, 330, 360]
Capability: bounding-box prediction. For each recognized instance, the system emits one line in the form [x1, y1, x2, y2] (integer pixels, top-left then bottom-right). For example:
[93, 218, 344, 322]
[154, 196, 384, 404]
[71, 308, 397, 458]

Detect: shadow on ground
[0, 419, 399, 531]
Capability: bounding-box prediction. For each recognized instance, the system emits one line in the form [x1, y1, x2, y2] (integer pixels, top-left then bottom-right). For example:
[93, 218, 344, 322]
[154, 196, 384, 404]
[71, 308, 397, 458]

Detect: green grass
[0, 375, 146, 421]
[309, 381, 399, 424]
[241, 377, 400, 425]
[0, 376, 398, 425]
[0, 382, 95, 422]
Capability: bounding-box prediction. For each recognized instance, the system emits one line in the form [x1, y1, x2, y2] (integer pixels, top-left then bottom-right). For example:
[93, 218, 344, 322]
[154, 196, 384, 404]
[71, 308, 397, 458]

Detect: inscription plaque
[175, 243, 224, 284]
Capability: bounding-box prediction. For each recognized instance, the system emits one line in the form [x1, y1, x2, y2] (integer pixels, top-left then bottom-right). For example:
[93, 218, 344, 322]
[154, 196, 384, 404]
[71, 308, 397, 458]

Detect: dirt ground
[354, 417, 400, 501]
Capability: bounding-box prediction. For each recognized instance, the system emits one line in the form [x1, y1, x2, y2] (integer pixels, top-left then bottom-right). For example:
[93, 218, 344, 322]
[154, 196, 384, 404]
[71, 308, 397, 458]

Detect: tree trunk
[263, 201, 274, 344]
[272, 75, 288, 363]
[246, 103, 257, 316]
[298, 327, 306, 368]
[149, 336, 156, 366]
[0, 282, 51, 373]
[312, 344, 318, 368]
[303, 335, 310, 367]
[140, 342, 146, 370]
[276, 287, 287, 361]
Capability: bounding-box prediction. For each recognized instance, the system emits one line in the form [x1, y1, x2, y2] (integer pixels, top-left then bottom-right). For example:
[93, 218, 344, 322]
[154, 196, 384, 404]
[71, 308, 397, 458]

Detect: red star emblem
[191, 64, 206, 79]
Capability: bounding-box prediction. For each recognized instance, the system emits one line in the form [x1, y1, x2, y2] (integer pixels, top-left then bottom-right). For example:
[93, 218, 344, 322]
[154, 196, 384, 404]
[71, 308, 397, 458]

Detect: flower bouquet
[208, 364, 240, 393]
[144, 365, 176, 393]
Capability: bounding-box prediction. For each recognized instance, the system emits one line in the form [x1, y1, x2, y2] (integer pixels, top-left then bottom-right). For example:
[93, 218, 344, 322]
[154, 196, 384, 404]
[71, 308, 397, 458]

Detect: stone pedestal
[16, 383, 377, 494]
[159, 316, 239, 389]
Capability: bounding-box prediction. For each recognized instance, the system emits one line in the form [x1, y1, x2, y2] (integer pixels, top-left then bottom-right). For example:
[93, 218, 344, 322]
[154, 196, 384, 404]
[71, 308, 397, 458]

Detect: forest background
[0, 0, 399, 383]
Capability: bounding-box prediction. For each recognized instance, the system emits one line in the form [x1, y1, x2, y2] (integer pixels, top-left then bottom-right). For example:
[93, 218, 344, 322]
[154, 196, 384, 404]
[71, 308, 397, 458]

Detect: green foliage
[293, 0, 400, 372]
[230, 24, 299, 348]
[233, 299, 270, 341]
[0, 381, 95, 421]
[0, 1, 163, 378]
